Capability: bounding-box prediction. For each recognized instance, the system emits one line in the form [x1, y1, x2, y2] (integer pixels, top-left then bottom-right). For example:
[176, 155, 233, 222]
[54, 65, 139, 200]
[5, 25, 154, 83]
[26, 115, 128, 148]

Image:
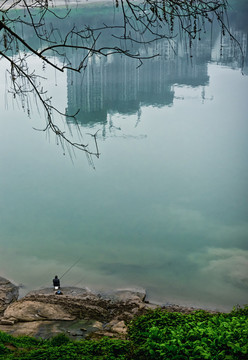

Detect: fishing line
[59, 255, 83, 280]
[38, 255, 83, 289]
[72, 276, 85, 287]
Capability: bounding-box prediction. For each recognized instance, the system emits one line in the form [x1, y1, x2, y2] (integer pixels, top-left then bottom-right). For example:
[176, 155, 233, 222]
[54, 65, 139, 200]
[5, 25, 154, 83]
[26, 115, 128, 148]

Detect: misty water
[0, 3, 248, 311]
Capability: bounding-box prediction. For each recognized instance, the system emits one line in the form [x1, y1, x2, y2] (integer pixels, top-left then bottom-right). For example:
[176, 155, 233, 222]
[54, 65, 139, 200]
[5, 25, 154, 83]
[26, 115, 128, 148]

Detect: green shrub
[0, 333, 13, 344]
[128, 308, 248, 360]
[0, 307, 247, 360]
[0, 344, 10, 355]
[49, 333, 70, 347]
[231, 304, 248, 316]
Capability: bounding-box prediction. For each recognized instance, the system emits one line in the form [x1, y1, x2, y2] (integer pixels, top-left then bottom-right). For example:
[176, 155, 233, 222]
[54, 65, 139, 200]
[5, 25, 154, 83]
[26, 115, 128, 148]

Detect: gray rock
[0, 319, 16, 325]
[98, 288, 147, 302]
[0, 284, 153, 339]
[3, 300, 76, 322]
[0, 277, 19, 315]
[28, 287, 92, 297]
[107, 320, 128, 334]
[92, 320, 104, 330]
[12, 286, 149, 323]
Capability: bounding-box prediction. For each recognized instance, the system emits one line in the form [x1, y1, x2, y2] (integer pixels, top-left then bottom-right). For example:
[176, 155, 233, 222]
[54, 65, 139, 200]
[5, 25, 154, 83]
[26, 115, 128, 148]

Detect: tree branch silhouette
[0, 0, 239, 158]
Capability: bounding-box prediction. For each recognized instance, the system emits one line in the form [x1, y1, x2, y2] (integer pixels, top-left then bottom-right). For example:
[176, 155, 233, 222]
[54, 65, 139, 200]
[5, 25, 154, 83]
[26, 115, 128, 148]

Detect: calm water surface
[0, 4, 248, 311]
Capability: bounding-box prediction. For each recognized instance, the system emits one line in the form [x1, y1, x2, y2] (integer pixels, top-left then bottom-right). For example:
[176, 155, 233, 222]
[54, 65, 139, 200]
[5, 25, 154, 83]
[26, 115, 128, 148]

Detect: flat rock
[0, 319, 16, 325]
[0, 277, 19, 315]
[98, 288, 146, 302]
[0, 284, 153, 339]
[8, 286, 149, 323]
[28, 286, 92, 297]
[0, 320, 80, 339]
[3, 300, 75, 322]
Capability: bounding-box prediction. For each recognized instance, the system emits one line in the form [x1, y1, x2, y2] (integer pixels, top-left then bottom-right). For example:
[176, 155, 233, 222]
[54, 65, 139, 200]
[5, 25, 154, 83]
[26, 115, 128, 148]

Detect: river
[0, 1, 247, 311]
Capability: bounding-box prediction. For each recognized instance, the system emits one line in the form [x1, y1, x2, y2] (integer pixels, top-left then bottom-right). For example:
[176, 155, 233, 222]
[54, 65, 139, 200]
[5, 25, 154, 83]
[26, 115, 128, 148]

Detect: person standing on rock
[53, 275, 60, 290]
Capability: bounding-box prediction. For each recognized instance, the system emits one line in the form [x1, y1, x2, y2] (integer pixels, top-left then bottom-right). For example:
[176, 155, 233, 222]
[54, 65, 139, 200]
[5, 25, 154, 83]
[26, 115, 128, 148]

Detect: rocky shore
[0, 277, 19, 315]
[0, 276, 213, 340]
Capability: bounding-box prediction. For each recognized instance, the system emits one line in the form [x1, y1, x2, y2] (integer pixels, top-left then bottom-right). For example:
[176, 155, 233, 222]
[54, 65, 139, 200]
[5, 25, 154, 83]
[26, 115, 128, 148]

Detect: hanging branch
[0, 0, 241, 159]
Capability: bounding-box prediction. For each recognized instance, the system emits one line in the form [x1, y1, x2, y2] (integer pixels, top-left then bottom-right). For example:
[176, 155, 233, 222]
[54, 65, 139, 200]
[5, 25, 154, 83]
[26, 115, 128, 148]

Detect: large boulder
[99, 288, 147, 303]
[0, 277, 19, 315]
[0, 286, 156, 339]
[1, 287, 149, 324]
[3, 300, 75, 322]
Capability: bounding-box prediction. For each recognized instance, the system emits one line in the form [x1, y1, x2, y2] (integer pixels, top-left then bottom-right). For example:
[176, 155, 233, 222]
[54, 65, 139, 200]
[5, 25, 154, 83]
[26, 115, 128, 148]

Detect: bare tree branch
[0, 0, 242, 159]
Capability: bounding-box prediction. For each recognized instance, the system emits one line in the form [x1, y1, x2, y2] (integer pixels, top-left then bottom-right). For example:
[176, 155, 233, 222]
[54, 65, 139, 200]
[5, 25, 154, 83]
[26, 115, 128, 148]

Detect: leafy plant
[49, 333, 71, 347]
[128, 308, 248, 359]
[0, 306, 247, 360]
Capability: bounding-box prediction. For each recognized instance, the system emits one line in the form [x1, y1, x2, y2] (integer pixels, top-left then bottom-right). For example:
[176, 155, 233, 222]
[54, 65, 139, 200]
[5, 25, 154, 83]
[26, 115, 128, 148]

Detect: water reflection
[0, 4, 248, 311]
[65, 14, 247, 128]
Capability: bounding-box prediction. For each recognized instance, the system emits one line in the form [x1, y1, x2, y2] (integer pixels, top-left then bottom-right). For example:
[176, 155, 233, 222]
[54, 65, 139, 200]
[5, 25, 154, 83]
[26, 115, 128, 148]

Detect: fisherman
[53, 275, 60, 290]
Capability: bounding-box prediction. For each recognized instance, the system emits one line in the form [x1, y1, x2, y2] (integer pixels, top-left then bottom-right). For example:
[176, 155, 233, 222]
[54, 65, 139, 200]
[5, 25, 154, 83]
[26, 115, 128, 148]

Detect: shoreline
[18, 285, 232, 314]
[3, 274, 237, 314]
[1, 277, 227, 339]
[7, 276, 235, 314]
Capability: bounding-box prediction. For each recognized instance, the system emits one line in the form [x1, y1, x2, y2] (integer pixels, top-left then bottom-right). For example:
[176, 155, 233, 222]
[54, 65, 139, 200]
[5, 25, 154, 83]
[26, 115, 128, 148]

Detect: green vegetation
[0, 306, 247, 359]
[128, 306, 248, 359]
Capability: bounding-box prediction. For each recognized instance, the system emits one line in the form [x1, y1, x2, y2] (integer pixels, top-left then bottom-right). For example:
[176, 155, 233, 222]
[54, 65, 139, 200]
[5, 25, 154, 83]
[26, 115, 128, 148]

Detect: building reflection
[212, 29, 248, 73]
[10, 4, 247, 129]
[63, 12, 247, 128]
[66, 36, 211, 126]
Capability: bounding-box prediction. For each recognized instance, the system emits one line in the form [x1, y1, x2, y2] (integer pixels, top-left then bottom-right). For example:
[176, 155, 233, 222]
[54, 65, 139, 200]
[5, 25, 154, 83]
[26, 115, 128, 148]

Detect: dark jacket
[53, 277, 60, 287]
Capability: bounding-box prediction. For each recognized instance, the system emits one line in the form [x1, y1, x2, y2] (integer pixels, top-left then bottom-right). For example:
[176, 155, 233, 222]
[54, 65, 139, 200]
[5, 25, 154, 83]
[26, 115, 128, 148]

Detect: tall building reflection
[212, 29, 247, 73]
[66, 36, 212, 126]
[11, 4, 247, 128]
[61, 9, 247, 128]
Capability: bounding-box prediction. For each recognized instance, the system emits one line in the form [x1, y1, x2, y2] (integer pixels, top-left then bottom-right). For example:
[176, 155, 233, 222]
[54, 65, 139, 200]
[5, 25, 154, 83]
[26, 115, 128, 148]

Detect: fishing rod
[59, 255, 83, 280]
[37, 255, 83, 289]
